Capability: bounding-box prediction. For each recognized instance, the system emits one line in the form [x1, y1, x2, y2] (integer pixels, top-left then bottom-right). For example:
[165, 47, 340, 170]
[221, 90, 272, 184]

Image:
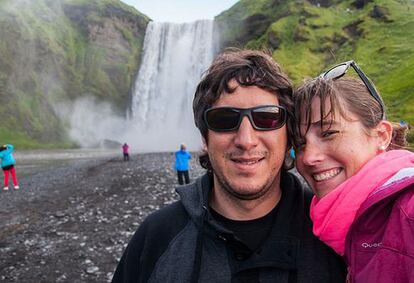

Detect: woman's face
[295, 96, 381, 198]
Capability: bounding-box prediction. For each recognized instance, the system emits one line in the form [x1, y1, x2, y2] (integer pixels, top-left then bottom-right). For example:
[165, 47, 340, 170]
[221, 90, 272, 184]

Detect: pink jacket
[122, 144, 129, 154]
[345, 167, 414, 283]
[311, 150, 414, 283]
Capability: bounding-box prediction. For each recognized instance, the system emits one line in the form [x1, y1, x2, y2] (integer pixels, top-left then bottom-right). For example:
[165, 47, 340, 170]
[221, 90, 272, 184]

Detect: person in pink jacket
[122, 143, 129, 161]
[292, 60, 414, 283]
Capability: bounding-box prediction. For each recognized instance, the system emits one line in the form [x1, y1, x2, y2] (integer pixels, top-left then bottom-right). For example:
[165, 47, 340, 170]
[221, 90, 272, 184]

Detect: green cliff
[0, 0, 149, 148]
[216, 0, 414, 142]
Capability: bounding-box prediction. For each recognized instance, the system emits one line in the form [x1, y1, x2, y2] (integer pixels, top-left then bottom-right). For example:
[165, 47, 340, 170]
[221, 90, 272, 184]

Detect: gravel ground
[0, 152, 205, 282]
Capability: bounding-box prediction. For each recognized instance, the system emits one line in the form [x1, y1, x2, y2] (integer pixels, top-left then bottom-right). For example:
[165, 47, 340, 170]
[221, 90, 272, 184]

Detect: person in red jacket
[293, 60, 414, 283]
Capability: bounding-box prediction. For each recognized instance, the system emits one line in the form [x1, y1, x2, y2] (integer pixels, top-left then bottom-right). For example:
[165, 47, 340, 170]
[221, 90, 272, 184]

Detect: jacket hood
[176, 173, 211, 227]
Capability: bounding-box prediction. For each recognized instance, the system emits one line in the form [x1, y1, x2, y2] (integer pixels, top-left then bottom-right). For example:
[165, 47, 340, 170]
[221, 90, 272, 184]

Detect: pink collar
[310, 150, 414, 255]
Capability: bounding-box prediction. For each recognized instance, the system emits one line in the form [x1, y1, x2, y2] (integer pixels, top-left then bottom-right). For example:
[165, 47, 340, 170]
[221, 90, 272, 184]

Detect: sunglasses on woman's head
[319, 60, 385, 119]
[204, 105, 287, 132]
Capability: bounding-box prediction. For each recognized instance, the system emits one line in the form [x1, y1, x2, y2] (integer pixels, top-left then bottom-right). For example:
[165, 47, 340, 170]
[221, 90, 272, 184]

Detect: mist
[4, 1, 217, 152]
[56, 96, 204, 152]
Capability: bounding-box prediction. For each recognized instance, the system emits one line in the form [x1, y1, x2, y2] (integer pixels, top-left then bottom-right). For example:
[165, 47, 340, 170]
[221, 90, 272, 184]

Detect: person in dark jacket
[112, 49, 346, 283]
[175, 143, 191, 185]
[293, 61, 414, 283]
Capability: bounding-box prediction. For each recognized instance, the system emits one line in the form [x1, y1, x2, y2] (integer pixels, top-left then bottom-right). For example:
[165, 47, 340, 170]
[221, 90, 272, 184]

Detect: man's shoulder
[127, 201, 191, 260]
[141, 201, 190, 233]
[112, 201, 192, 283]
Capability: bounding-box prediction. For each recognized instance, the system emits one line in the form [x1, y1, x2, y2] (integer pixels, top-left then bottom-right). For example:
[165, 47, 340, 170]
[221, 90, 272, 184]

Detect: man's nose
[233, 116, 259, 150]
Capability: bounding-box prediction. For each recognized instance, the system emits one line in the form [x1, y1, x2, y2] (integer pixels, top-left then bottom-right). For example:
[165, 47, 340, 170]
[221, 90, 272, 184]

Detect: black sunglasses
[319, 60, 385, 119]
[204, 105, 287, 132]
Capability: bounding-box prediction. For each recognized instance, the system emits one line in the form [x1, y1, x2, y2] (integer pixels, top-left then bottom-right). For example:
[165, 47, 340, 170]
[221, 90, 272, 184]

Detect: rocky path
[0, 152, 205, 282]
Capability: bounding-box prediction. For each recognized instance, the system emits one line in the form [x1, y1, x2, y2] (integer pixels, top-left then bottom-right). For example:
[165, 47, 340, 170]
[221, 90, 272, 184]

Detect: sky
[121, 0, 239, 23]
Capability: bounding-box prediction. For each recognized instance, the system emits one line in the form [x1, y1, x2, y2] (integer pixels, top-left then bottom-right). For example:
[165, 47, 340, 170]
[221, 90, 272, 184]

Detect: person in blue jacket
[175, 143, 191, 185]
[0, 144, 20, 191]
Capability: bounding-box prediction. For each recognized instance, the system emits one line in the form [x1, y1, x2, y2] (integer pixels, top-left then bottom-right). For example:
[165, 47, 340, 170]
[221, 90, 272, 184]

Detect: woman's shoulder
[395, 182, 414, 217]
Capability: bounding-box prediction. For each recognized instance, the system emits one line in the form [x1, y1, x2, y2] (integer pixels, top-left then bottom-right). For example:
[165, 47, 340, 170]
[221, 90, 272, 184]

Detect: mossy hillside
[0, 2, 66, 147]
[60, 0, 150, 109]
[215, 0, 292, 47]
[217, 0, 414, 144]
[0, 0, 149, 148]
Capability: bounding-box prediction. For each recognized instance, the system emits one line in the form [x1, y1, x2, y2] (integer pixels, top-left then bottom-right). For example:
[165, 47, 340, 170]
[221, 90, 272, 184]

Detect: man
[175, 143, 191, 185]
[112, 49, 346, 282]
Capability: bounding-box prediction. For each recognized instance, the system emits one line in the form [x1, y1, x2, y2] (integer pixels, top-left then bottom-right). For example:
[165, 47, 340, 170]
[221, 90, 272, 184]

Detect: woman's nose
[300, 141, 324, 166]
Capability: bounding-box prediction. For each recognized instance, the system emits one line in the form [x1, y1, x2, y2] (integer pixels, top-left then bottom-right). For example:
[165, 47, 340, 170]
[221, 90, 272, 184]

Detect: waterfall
[130, 20, 217, 152]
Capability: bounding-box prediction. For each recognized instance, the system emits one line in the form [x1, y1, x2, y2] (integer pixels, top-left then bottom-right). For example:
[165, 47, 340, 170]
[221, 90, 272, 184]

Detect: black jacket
[112, 172, 346, 282]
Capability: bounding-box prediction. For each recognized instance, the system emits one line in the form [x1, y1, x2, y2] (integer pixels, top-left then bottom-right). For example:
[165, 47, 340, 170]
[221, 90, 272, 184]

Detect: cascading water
[129, 20, 217, 152]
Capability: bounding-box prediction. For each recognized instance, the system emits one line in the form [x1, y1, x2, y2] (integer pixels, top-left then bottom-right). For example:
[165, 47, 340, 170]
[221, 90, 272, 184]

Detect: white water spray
[129, 20, 217, 151]
[63, 20, 217, 152]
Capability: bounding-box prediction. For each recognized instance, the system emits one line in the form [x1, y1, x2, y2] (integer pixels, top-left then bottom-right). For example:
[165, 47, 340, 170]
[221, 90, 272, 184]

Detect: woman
[0, 144, 20, 190]
[292, 61, 414, 283]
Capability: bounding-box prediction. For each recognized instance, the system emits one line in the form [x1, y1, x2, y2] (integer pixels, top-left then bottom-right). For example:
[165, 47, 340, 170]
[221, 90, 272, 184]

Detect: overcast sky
[121, 0, 239, 23]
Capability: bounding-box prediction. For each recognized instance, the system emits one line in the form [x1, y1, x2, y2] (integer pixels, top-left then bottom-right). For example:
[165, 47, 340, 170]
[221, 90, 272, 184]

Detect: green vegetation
[0, 0, 149, 148]
[217, 0, 414, 144]
[0, 127, 75, 149]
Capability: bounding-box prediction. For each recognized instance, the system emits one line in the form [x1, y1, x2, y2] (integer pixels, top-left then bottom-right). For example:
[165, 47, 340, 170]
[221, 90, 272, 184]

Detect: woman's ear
[375, 120, 393, 151]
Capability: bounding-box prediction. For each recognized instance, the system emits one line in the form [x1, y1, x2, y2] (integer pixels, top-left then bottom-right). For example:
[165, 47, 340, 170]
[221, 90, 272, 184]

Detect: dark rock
[352, 0, 373, 9]
[343, 20, 364, 39]
[55, 211, 66, 218]
[369, 5, 393, 22]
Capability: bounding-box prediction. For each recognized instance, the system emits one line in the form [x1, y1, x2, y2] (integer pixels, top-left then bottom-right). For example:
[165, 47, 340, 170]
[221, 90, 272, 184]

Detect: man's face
[204, 81, 288, 201]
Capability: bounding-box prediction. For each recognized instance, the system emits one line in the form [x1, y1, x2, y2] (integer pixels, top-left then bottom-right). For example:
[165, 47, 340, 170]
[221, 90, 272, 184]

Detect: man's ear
[375, 120, 393, 150]
[202, 137, 208, 152]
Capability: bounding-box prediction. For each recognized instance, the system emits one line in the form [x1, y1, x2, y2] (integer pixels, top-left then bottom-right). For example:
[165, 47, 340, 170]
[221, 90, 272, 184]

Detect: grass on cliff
[0, 128, 75, 149]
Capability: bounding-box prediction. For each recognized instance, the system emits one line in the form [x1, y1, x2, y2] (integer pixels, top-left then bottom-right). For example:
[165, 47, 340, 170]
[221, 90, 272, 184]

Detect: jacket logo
[361, 242, 382, 248]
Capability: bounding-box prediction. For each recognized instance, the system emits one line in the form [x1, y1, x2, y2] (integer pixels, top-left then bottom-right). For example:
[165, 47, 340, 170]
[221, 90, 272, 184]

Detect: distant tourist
[122, 143, 129, 161]
[175, 143, 191, 185]
[0, 144, 20, 191]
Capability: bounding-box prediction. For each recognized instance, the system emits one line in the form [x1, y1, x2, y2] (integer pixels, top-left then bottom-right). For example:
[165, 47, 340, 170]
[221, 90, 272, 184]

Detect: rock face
[0, 0, 149, 146]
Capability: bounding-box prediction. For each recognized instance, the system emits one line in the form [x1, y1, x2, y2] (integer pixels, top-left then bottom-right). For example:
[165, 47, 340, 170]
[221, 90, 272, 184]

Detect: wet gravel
[0, 152, 205, 282]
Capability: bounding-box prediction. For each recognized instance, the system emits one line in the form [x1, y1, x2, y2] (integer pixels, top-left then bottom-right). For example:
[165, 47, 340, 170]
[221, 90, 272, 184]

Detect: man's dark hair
[193, 48, 294, 172]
